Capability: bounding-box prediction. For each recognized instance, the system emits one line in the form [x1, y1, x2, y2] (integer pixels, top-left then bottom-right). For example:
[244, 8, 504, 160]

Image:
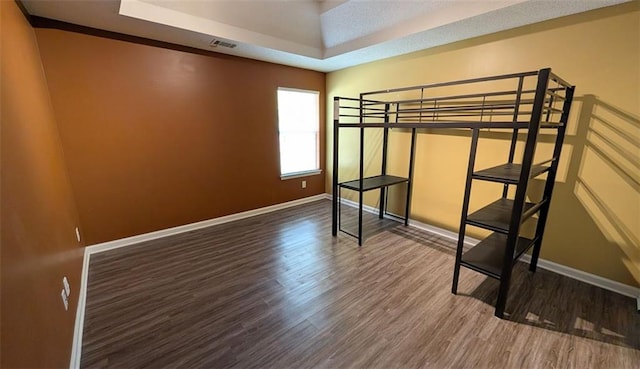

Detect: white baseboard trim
[332, 194, 640, 299]
[69, 194, 326, 368]
[331, 195, 383, 217]
[85, 194, 327, 255]
[70, 248, 89, 369]
[407, 218, 479, 248]
[518, 254, 640, 299]
[328, 194, 480, 248]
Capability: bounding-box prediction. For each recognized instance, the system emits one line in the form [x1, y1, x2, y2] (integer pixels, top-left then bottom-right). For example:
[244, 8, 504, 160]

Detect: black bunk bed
[331, 68, 575, 318]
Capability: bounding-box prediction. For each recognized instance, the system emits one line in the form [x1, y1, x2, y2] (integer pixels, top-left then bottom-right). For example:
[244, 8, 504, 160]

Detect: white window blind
[277, 88, 320, 177]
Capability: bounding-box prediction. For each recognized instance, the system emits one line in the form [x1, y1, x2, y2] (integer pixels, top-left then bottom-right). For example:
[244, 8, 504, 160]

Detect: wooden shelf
[339, 175, 409, 192]
[466, 198, 536, 233]
[461, 233, 535, 279]
[473, 163, 549, 184]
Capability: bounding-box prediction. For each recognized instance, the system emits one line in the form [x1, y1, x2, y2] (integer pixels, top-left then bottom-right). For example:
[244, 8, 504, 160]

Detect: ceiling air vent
[209, 39, 237, 49]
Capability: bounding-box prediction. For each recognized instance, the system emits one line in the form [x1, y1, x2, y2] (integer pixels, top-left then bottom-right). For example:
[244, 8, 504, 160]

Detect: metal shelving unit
[331, 68, 575, 317]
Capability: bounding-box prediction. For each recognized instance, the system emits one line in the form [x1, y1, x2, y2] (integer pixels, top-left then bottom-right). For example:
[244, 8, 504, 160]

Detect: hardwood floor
[81, 199, 639, 368]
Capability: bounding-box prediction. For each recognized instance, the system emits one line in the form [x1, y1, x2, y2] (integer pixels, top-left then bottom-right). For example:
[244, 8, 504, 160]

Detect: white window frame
[277, 87, 322, 179]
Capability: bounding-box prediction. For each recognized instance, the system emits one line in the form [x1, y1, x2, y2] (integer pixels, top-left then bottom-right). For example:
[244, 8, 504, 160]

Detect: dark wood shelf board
[472, 163, 549, 184]
[339, 175, 409, 192]
[466, 198, 536, 233]
[461, 233, 534, 278]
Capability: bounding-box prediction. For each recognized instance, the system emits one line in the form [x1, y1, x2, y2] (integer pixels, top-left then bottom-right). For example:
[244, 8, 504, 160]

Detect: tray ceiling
[23, 0, 629, 72]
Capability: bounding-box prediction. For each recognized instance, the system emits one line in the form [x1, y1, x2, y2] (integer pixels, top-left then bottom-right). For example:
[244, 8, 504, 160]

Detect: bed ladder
[451, 68, 575, 318]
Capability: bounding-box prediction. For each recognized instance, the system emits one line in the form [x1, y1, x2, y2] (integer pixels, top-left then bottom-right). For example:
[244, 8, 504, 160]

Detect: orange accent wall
[34, 27, 326, 245]
[1, 1, 84, 367]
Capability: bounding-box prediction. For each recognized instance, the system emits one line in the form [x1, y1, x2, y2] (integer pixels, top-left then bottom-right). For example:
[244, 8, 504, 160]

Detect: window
[277, 88, 320, 178]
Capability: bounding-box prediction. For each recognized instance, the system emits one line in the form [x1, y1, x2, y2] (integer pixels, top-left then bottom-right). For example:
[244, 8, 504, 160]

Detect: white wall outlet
[301, 180, 307, 189]
[63, 276, 70, 297]
[61, 289, 69, 311]
[75, 227, 81, 243]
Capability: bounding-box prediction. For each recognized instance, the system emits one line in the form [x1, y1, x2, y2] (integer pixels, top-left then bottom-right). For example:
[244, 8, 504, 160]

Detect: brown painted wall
[1, 1, 84, 368]
[34, 27, 326, 245]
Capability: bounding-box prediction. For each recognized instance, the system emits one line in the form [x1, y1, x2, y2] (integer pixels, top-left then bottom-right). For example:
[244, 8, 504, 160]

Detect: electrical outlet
[61, 289, 69, 311]
[75, 227, 81, 243]
[301, 180, 307, 189]
[63, 276, 70, 297]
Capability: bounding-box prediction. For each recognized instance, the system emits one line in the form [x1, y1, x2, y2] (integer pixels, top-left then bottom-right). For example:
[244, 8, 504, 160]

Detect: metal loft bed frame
[331, 68, 575, 318]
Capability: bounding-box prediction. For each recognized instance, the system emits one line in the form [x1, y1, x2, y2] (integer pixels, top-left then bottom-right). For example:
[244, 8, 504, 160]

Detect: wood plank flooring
[81, 199, 639, 368]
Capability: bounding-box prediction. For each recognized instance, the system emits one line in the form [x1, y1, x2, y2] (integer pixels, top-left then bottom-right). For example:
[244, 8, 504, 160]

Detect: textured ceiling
[320, 0, 453, 49]
[23, 0, 630, 72]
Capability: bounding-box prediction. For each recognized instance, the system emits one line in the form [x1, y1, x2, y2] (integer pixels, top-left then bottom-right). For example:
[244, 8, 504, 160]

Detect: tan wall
[34, 27, 326, 245]
[1, 1, 85, 367]
[327, 3, 640, 287]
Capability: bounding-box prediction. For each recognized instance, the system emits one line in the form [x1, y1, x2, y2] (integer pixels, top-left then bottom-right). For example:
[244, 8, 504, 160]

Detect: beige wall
[327, 2, 640, 287]
[1, 1, 85, 367]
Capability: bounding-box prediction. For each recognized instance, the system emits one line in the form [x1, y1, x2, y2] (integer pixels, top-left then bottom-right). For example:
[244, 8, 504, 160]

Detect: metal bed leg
[358, 190, 363, 246]
[379, 187, 386, 219]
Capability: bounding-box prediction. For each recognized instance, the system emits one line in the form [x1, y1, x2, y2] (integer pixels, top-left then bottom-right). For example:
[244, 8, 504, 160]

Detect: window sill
[281, 169, 322, 180]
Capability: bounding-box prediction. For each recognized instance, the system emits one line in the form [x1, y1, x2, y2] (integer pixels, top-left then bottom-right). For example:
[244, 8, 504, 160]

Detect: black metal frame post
[379, 103, 391, 219]
[503, 76, 525, 198]
[405, 128, 417, 225]
[332, 97, 340, 236]
[529, 84, 575, 272]
[494, 68, 551, 318]
[357, 97, 365, 246]
[452, 127, 480, 294]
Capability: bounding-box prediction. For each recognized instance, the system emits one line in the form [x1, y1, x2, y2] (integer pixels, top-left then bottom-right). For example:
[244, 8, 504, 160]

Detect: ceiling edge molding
[119, 0, 323, 59]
